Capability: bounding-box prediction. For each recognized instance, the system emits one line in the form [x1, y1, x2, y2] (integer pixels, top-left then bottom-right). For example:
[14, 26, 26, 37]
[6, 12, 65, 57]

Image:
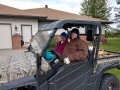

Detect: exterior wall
[99, 25, 106, 43]
[0, 18, 38, 35]
[52, 24, 106, 43]
[54, 24, 105, 35]
[0, 18, 38, 49]
[101, 25, 105, 34]
[0, 18, 107, 49]
[38, 21, 52, 30]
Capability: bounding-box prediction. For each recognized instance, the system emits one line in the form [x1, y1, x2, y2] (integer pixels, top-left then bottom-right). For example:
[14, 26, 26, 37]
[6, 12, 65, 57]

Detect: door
[0, 24, 12, 49]
[21, 25, 32, 43]
[49, 61, 93, 90]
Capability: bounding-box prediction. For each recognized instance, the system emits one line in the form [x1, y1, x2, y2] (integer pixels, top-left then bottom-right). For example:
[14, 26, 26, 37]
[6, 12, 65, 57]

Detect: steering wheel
[52, 50, 64, 62]
[48, 50, 63, 65]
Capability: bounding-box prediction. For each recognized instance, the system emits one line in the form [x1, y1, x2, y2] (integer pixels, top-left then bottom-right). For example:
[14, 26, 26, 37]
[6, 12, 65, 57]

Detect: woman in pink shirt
[54, 32, 68, 56]
[45, 32, 68, 60]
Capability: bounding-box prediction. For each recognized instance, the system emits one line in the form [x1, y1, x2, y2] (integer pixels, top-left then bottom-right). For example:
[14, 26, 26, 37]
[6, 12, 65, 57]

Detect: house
[0, 4, 113, 49]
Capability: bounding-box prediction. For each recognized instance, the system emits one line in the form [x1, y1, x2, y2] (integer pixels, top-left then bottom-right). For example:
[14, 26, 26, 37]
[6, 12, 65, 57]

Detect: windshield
[31, 30, 53, 54]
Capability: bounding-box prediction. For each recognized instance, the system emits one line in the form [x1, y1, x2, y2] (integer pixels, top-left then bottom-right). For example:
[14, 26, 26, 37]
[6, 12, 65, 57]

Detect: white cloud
[47, 2, 80, 14]
[0, 0, 82, 14]
[63, 0, 83, 3]
[0, 0, 44, 9]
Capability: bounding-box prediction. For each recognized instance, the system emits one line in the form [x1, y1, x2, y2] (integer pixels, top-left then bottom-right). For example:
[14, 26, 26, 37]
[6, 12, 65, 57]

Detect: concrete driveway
[0, 49, 25, 63]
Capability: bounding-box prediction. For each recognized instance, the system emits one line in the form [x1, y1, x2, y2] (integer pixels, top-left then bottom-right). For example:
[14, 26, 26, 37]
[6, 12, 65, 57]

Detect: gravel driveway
[0, 49, 36, 83]
[0, 49, 25, 63]
[0, 49, 50, 84]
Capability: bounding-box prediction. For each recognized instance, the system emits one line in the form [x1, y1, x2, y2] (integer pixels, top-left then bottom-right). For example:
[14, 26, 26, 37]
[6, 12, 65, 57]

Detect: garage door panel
[0, 24, 12, 49]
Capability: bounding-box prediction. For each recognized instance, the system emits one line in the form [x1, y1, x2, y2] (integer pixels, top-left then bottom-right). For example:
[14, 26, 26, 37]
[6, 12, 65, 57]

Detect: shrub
[47, 37, 57, 50]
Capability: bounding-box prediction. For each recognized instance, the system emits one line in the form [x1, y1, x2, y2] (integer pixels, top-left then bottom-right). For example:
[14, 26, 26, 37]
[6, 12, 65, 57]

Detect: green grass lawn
[100, 38, 120, 79]
[100, 38, 120, 52]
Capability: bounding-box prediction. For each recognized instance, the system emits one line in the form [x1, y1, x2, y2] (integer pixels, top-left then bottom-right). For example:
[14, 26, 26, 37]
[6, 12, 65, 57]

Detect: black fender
[95, 62, 120, 90]
[0, 75, 37, 90]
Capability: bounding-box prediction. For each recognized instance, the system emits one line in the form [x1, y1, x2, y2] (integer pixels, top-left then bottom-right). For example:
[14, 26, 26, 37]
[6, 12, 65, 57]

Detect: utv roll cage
[35, 19, 102, 87]
[2, 19, 120, 90]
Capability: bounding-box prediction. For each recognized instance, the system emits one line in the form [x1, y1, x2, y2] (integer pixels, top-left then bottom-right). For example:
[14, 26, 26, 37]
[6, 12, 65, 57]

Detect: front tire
[99, 73, 119, 90]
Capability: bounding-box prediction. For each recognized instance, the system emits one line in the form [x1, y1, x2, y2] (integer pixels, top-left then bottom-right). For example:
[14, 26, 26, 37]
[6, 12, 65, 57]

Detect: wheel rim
[108, 85, 112, 90]
[108, 83, 116, 90]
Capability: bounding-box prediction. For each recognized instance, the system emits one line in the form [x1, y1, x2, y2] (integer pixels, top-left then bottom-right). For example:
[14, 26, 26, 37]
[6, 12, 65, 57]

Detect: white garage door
[22, 25, 32, 43]
[0, 24, 12, 49]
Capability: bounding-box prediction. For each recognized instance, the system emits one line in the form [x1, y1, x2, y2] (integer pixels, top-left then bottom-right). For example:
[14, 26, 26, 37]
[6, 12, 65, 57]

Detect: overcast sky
[0, 0, 119, 28]
[0, 0, 82, 14]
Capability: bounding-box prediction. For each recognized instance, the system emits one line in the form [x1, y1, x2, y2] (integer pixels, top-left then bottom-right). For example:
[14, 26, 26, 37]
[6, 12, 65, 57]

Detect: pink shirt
[54, 40, 68, 56]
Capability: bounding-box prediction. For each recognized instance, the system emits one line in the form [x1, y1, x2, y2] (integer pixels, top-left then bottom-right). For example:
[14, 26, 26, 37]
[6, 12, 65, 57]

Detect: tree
[116, 0, 120, 4]
[114, 5, 120, 28]
[80, 0, 111, 21]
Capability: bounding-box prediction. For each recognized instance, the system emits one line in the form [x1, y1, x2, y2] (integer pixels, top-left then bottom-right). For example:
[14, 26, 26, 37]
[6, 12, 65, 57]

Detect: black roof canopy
[39, 19, 101, 31]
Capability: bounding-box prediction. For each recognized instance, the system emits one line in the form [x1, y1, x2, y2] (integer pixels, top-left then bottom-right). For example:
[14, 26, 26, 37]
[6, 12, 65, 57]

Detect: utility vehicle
[0, 19, 120, 90]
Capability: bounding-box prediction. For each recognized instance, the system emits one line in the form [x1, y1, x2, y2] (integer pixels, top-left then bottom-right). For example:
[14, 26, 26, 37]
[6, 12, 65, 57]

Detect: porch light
[15, 25, 17, 30]
[14, 25, 19, 35]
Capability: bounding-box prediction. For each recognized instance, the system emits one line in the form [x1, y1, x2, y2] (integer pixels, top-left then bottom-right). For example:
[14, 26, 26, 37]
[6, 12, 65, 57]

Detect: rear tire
[99, 73, 119, 90]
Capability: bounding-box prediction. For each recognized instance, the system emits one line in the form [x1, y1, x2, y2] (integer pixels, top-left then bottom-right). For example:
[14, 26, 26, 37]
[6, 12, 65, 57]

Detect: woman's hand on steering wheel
[52, 50, 64, 62]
